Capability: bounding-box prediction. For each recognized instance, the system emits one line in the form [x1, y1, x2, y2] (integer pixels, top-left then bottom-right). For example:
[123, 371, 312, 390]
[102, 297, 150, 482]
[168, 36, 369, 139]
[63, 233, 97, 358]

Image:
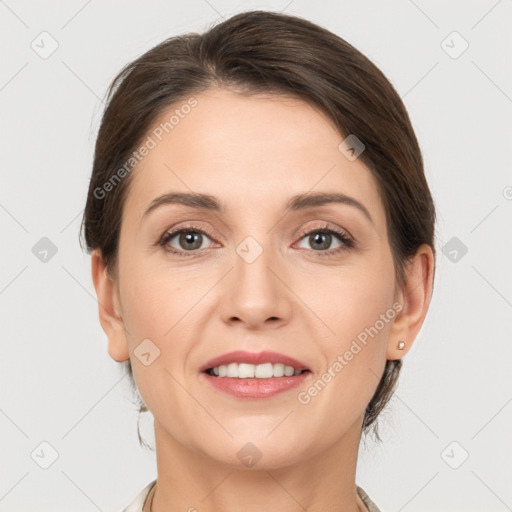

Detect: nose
[219, 237, 293, 330]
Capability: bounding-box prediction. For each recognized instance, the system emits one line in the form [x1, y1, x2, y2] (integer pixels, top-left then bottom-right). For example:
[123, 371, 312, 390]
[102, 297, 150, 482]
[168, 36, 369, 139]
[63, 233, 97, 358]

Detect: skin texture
[91, 87, 434, 512]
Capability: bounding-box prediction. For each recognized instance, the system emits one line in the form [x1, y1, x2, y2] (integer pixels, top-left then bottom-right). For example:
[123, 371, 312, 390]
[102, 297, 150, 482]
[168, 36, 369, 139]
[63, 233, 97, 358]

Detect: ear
[387, 243, 435, 360]
[91, 249, 130, 362]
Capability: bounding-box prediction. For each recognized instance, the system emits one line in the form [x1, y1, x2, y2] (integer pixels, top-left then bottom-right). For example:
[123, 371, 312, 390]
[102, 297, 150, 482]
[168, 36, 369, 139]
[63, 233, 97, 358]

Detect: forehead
[123, 87, 385, 229]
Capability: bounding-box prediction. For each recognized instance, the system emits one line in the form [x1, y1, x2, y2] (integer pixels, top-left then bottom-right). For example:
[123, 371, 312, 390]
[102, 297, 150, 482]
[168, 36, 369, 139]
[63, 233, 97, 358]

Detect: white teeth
[238, 363, 255, 378]
[273, 363, 284, 377]
[210, 362, 304, 378]
[255, 362, 273, 378]
[226, 362, 238, 377]
[284, 365, 295, 377]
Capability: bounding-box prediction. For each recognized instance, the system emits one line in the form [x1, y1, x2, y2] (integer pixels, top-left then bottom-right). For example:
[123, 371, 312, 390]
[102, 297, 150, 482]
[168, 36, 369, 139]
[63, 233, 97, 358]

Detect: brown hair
[80, 10, 436, 445]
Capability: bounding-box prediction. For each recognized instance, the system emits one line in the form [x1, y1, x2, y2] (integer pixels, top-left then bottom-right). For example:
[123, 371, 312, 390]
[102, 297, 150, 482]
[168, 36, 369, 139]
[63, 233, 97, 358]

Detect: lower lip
[201, 372, 310, 398]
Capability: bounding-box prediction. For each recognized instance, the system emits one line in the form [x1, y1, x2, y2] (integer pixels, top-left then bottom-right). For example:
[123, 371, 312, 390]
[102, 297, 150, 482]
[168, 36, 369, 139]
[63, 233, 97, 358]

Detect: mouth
[204, 363, 310, 378]
[199, 351, 312, 399]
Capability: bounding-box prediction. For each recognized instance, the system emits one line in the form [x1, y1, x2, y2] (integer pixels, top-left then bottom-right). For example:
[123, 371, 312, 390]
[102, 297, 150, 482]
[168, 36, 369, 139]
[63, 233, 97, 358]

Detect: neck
[148, 415, 367, 512]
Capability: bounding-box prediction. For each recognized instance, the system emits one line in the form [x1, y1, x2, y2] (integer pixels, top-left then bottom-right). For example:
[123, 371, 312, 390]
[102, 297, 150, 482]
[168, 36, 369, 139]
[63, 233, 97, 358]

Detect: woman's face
[105, 87, 403, 468]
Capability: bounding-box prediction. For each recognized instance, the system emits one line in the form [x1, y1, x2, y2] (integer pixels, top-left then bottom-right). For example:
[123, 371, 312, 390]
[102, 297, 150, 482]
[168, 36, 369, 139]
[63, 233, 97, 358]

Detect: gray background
[1, 1, 511, 511]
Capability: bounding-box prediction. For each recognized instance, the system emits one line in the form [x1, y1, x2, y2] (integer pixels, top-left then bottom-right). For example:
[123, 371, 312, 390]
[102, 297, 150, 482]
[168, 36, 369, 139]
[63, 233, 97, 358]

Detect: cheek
[120, 254, 190, 340]
[303, 251, 395, 340]
[123, 282, 171, 340]
[332, 276, 395, 349]
[302, 253, 395, 402]
[119, 261, 207, 379]
[120, 272, 193, 415]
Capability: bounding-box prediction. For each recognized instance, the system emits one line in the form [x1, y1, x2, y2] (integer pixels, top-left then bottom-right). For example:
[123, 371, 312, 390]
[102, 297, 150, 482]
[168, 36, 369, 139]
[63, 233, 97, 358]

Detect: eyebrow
[142, 191, 373, 224]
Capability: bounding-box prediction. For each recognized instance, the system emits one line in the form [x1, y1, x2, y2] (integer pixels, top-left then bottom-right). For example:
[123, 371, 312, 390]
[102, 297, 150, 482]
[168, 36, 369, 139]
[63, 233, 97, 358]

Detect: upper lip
[200, 350, 310, 373]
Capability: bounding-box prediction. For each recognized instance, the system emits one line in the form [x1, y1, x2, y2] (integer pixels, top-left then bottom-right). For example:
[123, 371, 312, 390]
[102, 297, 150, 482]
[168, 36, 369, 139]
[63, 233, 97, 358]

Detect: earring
[397, 340, 406, 350]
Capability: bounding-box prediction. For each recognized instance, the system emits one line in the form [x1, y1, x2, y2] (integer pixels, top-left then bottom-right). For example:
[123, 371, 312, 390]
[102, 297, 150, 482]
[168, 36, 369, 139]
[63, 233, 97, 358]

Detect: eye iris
[310, 232, 331, 250]
[180, 231, 202, 250]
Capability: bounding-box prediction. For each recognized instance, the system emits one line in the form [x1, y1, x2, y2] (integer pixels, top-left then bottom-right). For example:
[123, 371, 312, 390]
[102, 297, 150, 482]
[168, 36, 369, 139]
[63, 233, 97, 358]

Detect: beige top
[121, 480, 382, 512]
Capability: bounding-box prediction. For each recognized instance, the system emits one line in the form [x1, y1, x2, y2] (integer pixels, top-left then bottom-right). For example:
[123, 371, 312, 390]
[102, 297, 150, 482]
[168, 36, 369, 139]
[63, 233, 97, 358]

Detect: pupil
[181, 232, 201, 250]
[312, 232, 330, 250]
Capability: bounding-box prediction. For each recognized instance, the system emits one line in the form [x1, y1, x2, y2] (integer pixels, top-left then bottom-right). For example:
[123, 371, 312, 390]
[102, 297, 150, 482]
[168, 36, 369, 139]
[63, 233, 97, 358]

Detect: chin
[200, 435, 310, 471]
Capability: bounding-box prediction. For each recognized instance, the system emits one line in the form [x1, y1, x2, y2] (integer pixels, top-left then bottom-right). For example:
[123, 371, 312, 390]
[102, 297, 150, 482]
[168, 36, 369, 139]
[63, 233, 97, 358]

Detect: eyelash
[157, 223, 355, 258]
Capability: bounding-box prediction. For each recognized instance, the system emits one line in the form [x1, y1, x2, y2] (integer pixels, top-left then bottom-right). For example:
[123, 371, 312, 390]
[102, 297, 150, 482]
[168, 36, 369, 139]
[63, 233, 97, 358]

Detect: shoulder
[357, 485, 382, 512]
[121, 480, 156, 512]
